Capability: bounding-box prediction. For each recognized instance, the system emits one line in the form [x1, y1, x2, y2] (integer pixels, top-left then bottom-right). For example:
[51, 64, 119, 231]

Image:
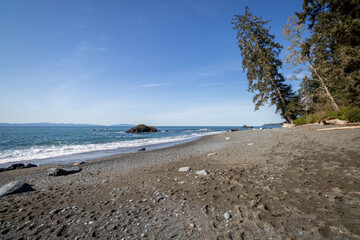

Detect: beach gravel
[0, 125, 359, 239]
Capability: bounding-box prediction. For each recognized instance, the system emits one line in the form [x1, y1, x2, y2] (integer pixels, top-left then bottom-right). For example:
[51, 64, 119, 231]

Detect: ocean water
[0, 126, 264, 167]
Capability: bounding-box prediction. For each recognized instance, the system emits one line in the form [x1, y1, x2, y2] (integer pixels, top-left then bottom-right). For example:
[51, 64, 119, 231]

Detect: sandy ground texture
[0, 125, 359, 240]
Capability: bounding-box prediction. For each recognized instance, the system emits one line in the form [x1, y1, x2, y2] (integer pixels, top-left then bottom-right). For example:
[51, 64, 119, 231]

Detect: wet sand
[0, 125, 359, 239]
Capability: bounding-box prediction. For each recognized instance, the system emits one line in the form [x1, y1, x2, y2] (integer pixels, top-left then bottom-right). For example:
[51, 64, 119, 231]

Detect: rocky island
[125, 124, 158, 133]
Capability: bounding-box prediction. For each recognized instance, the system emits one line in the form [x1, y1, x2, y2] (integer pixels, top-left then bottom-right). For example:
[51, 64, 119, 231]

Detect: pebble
[178, 167, 191, 172]
[196, 170, 209, 176]
[224, 212, 231, 220]
[190, 223, 196, 228]
[206, 152, 217, 156]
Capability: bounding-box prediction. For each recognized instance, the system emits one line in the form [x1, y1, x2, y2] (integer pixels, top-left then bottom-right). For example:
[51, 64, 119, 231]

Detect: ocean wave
[0, 131, 221, 164]
[197, 128, 212, 131]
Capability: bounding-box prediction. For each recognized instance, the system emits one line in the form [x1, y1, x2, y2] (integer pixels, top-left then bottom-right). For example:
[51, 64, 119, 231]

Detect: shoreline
[1, 125, 359, 239]
[0, 132, 224, 184]
[0, 130, 224, 169]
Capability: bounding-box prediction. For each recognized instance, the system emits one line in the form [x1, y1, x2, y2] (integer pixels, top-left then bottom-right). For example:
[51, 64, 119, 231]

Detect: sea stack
[126, 124, 158, 133]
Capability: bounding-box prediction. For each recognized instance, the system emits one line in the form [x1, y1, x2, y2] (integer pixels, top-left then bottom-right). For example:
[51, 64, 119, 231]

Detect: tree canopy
[232, 7, 296, 123]
[233, 1, 360, 124]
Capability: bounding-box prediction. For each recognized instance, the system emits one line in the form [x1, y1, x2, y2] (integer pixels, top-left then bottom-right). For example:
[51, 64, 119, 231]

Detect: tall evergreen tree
[282, 15, 339, 111]
[232, 7, 296, 123]
[296, 0, 360, 108]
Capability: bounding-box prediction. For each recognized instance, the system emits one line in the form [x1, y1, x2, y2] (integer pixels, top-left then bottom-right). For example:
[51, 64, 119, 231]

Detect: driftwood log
[317, 126, 360, 131]
[319, 118, 349, 125]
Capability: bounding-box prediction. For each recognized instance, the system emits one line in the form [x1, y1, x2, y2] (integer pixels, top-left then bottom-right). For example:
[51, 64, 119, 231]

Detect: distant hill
[0, 122, 135, 127]
[110, 124, 135, 127]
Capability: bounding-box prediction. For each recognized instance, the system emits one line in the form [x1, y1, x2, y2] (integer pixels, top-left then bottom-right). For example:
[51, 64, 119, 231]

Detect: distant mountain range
[0, 122, 135, 127]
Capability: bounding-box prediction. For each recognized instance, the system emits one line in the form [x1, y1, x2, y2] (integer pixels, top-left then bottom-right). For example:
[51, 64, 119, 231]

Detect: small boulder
[23, 164, 37, 169]
[178, 167, 191, 172]
[195, 170, 209, 176]
[48, 167, 82, 176]
[138, 148, 146, 152]
[7, 163, 25, 170]
[0, 181, 35, 197]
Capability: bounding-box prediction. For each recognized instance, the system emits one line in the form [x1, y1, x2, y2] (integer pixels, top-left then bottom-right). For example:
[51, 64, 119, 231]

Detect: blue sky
[0, 0, 303, 126]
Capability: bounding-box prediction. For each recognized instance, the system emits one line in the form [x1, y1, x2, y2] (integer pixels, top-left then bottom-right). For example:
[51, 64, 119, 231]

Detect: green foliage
[294, 107, 360, 125]
[293, 112, 325, 125]
[325, 107, 360, 122]
[296, 0, 360, 109]
[233, 2, 359, 123]
[232, 7, 296, 123]
[293, 116, 307, 125]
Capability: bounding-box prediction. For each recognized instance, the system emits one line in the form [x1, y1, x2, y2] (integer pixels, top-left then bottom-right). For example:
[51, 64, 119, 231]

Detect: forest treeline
[232, 0, 360, 124]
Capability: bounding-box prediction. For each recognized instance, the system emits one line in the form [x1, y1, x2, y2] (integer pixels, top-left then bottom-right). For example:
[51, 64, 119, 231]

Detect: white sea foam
[197, 128, 211, 131]
[0, 131, 221, 165]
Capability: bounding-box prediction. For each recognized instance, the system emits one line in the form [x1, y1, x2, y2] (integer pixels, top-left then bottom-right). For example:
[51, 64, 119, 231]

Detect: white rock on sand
[224, 212, 231, 220]
[195, 170, 209, 176]
[206, 152, 217, 156]
[178, 167, 191, 172]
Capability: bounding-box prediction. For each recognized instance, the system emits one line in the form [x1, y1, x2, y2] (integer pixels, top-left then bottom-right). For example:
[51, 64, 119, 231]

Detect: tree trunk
[307, 59, 339, 111]
[270, 77, 293, 124]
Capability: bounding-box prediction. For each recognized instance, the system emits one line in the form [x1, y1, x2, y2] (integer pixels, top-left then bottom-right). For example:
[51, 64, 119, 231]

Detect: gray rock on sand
[7, 163, 25, 170]
[0, 181, 35, 197]
[195, 170, 209, 176]
[7, 163, 38, 171]
[178, 167, 191, 172]
[48, 167, 82, 176]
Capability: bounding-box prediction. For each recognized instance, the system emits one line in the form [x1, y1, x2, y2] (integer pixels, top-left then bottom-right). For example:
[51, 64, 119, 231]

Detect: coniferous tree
[232, 7, 296, 123]
[296, 0, 360, 108]
[282, 15, 339, 111]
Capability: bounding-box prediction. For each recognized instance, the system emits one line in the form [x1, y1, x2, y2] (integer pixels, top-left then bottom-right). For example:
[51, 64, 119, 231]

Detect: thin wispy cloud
[197, 82, 222, 87]
[140, 83, 168, 88]
[187, 0, 218, 15]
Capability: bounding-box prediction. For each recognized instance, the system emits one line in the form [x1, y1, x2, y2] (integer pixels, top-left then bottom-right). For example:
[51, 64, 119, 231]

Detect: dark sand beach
[0, 125, 359, 239]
